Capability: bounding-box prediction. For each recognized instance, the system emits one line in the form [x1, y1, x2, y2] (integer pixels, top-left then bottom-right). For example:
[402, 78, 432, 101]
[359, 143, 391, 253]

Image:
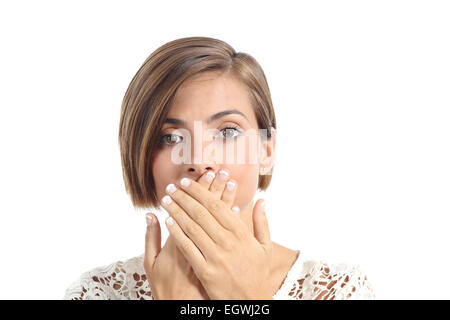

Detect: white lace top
[63, 250, 375, 300]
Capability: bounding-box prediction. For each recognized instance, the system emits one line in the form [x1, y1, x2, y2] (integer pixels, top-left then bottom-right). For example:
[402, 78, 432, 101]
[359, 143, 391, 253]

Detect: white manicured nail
[219, 169, 229, 180]
[180, 177, 191, 187]
[166, 216, 174, 226]
[226, 180, 236, 191]
[146, 215, 153, 226]
[165, 183, 177, 194]
[231, 206, 240, 214]
[162, 195, 172, 205]
[205, 171, 215, 182]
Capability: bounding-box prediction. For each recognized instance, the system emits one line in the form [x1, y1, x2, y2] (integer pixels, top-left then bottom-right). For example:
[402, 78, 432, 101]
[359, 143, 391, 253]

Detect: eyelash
[157, 126, 243, 146]
[216, 125, 243, 141]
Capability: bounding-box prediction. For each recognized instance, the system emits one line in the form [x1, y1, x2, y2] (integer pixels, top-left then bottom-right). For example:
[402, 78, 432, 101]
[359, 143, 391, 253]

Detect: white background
[0, 0, 449, 299]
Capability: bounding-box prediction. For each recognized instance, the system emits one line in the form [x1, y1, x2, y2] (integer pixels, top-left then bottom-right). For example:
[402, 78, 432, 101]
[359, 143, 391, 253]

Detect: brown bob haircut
[119, 36, 276, 209]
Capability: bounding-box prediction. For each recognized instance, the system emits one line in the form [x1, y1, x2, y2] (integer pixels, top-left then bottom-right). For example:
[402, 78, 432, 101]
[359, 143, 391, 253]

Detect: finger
[221, 179, 237, 207]
[209, 169, 230, 198]
[178, 177, 245, 234]
[144, 213, 161, 282]
[164, 184, 228, 246]
[160, 193, 218, 257]
[197, 170, 216, 189]
[231, 205, 240, 217]
[165, 216, 208, 273]
[252, 199, 272, 253]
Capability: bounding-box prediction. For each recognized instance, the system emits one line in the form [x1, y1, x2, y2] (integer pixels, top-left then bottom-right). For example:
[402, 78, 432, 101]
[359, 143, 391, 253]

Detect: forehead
[167, 71, 258, 127]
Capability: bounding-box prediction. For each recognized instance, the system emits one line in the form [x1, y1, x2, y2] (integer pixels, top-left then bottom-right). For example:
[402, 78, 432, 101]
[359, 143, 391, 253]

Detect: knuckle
[218, 231, 234, 251]
[210, 199, 223, 213]
[192, 213, 205, 227]
[189, 204, 208, 223]
[199, 266, 213, 282]
[191, 202, 205, 216]
[221, 240, 234, 252]
[180, 241, 191, 254]
[184, 223, 197, 236]
[234, 226, 249, 241]
[213, 251, 228, 269]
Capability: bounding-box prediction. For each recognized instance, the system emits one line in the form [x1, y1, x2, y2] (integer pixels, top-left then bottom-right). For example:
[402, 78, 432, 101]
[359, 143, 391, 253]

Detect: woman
[64, 36, 374, 300]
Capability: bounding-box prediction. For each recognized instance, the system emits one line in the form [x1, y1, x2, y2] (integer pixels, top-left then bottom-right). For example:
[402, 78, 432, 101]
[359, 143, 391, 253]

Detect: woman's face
[152, 70, 272, 213]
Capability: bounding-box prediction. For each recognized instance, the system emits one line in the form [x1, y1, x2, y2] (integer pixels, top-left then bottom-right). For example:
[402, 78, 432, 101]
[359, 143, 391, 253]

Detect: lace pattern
[64, 252, 374, 300]
[273, 259, 375, 300]
[64, 255, 153, 300]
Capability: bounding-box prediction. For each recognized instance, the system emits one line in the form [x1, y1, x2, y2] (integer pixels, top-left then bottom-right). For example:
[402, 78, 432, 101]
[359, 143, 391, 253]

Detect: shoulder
[275, 253, 375, 300]
[63, 254, 153, 300]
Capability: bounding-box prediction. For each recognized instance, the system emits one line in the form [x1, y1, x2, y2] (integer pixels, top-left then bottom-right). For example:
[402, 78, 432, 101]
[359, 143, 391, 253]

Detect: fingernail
[231, 206, 240, 214]
[205, 171, 215, 183]
[219, 169, 229, 180]
[226, 180, 236, 191]
[162, 195, 172, 205]
[166, 216, 174, 226]
[261, 200, 266, 209]
[180, 177, 191, 187]
[146, 214, 153, 226]
[165, 183, 177, 194]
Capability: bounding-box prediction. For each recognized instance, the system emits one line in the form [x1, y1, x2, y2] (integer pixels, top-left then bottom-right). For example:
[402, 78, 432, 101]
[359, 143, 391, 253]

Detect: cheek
[228, 164, 259, 209]
[221, 134, 261, 208]
[152, 149, 176, 201]
[221, 132, 261, 166]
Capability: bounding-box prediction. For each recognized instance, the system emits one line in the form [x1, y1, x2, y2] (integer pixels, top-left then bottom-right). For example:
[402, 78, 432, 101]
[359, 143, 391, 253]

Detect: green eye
[219, 127, 241, 139]
[158, 134, 183, 146]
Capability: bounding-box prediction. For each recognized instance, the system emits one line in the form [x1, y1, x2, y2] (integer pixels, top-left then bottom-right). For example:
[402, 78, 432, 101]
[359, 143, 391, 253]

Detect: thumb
[144, 213, 161, 280]
[252, 199, 272, 252]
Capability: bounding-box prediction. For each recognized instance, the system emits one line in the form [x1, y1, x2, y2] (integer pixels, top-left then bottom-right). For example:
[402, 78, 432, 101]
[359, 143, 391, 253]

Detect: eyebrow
[164, 109, 249, 126]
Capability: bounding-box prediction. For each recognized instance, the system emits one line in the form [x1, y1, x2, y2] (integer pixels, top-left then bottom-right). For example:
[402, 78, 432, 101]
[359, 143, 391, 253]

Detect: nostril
[187, 166, 214, 175]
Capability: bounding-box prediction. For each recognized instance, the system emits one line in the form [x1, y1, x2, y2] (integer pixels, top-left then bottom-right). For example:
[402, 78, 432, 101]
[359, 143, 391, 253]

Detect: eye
[158, 134, 183, 146]
[218, 126, 242, 140]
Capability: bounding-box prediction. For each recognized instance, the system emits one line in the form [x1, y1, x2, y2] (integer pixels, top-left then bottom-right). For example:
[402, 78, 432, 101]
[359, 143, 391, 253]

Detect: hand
[143, 170, 239, 300]
[161, 170, 274, 300]
[144, 219, 208, 299]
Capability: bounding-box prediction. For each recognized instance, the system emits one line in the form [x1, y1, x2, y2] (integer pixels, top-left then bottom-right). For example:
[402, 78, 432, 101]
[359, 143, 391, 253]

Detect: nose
[185, 141, 218, 180]
[182, 126, 219, 180]
[186, 161, 217, 180]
